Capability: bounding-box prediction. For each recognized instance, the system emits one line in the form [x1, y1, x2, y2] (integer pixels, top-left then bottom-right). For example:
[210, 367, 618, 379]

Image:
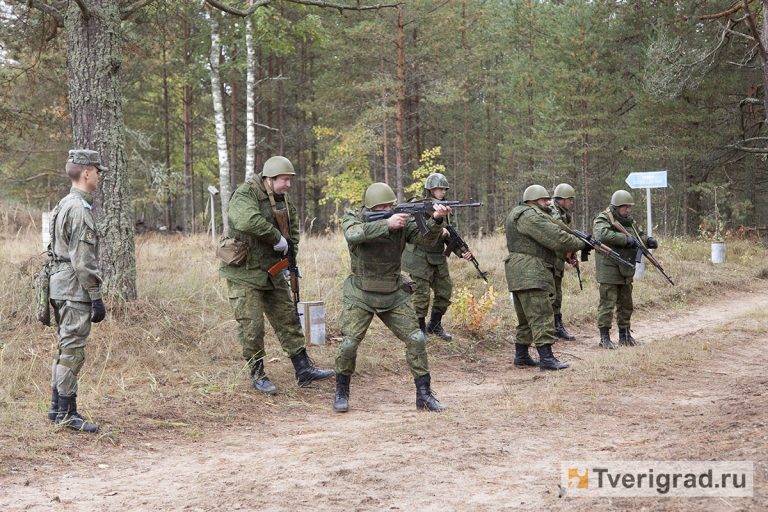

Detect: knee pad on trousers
[407, 329, 427, 350]
[338, 337, 360, 360]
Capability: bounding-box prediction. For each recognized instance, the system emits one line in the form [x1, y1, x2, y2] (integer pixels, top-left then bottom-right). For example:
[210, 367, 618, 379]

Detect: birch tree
[208, 9, 231, 234]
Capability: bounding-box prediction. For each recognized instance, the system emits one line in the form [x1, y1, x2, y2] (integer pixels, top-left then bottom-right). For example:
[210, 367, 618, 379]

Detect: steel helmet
[610, 190, 635, 207]
[424, 173, 450, 191]
[523, 184, 550, 202]
[262, 156, 296, 178]
[553, 183, 576, 199]
[364, 182, 397, 208]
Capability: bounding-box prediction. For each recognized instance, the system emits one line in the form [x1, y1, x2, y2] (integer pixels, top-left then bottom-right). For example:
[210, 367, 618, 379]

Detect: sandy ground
[2, 290, 767, 511]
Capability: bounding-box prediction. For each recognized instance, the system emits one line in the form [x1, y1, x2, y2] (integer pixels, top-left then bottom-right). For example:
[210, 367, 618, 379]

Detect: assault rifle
[268, 207, 301, 307]
[443, 224, 488, 283]
[610, 220, 675, 286]
[551, 218, 635, 271]
[363, 200, 483, 234]
[565, 252, 583, 290]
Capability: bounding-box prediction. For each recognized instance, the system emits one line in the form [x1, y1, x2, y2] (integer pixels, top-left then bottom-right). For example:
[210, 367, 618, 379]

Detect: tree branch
[72, 0, 91, 19]
[205, 0, 399, 17]
[204, 0, 274, 16]
[23, 0, 64, 26]
[741, 0, 767, 59]
[700, 0, 756, 20]
[120, 0, 158, 20]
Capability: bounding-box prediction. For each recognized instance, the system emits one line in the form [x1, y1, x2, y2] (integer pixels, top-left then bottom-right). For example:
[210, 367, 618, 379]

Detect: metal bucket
[298, 300, 326, 346]
[711, 241, 726, 264]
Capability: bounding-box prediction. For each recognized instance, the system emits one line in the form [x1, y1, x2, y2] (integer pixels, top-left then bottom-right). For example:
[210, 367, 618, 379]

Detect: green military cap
[68, 149, 108, 172]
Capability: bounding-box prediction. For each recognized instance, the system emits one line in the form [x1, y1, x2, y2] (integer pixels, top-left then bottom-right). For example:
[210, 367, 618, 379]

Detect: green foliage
[406, 146, 446, 196]
[315, 126, 374, 210]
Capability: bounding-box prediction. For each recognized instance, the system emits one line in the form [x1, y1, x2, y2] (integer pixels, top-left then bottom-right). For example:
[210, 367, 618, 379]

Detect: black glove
[581, 243, 593, 258]
[91, 298, 106, 323]
[625, 235, 639, 248]
[646, 236, 658, 249]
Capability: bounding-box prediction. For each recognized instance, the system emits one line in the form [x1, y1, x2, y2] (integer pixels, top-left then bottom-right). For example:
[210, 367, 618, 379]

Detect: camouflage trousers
[552, 274, 564, 316]
[335, 300, 429, 378]
[50, 299, 91, 397]
[411, 267, 452, 318]
[226, 279, 305, 366]
[512, 289, 556, 348]
[597, 283, 634, 329]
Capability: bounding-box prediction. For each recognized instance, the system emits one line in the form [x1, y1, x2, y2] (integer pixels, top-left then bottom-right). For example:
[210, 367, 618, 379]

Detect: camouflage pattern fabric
[592, 207, 647, 285]
[512, 289, 557, 347]
[50, 299, 90, 396]
[597, 283, 634, 329]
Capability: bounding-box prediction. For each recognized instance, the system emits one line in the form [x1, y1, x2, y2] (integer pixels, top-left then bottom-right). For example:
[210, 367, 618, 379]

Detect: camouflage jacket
[504, 204, 584, 292]
[549, 203, 573, 276]
[219, 173, 299, 290]
[342, 207, 444, 313]
[593, 207, 647, 285]
[49, 187, 103, 302]
[401, 195, 450, 279]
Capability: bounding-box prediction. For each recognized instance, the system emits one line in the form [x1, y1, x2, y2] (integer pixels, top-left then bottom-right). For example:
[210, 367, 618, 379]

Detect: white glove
[273, 236, 289, 255]
[281, 269, 291, 280]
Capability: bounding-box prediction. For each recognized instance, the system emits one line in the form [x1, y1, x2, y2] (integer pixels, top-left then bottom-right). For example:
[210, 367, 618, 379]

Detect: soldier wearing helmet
[220, 155, 333, 395]
[550, 183, 578, 341]
[333, 182, 452, 414]
[592, 190, 658, 348]
[504, 185, 585, 370]
[401, 172, 472, 341]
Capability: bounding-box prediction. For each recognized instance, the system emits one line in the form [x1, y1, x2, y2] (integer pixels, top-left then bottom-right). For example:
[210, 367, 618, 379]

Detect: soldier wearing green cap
[402, 172, 472, 341]
[220, 155, 333, 395]
[504, 185, 585, 371]
[593, 190, 658, 348]
[47, 149, 109, 433]
[549, 183, 578, 341]
[333, 182, 450, 414]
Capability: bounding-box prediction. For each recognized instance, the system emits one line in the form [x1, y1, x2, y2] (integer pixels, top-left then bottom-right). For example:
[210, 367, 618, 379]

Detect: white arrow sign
[625, 171, 667, 189]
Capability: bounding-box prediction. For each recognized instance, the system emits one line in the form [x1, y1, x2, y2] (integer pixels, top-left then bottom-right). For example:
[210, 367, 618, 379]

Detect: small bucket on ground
[298, 300, 326, 346]
[711, 241, 726, 264]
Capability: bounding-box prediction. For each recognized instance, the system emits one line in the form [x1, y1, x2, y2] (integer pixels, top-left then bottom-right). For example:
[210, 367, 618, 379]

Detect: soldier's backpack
[33, 206, 59, 326]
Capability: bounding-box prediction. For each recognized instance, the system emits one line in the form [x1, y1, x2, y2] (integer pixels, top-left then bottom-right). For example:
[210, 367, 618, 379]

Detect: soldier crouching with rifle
[333, 183, 450, 413]
[220, 156, 333, 395]
[504, 185, 585, 370]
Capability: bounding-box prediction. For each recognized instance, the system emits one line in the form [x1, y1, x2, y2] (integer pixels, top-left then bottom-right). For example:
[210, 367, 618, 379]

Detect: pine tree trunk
[394, 5, 406, 202]
[183, 16, 195, 233]
[65, 1, 136, 300]
[209, 12, 230, 234]
[380, 54, 389, 184]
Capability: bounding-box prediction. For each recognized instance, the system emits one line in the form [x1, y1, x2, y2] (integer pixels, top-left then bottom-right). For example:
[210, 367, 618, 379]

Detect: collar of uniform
[69, 186, 93, 206]
[254, 173, 285, 200]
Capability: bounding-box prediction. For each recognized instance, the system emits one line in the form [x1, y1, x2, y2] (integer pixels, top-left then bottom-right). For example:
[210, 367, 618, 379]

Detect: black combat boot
[426, 311, 452, 341]
[536, 344, 569, 371]
[514, 343, 539, 368]
[618, 327, 638, 347]
[418, 317, 427, 336]
[554, 314, 576, 341]
[333, 373, 350, 413]
[598, 327, 617, 349]
[415, 374, 445, 412]
[55, 395, 98, 433]
[291, 349, 334, 387]
[250, 359, 277, 395]
[48, 387, 59, 422]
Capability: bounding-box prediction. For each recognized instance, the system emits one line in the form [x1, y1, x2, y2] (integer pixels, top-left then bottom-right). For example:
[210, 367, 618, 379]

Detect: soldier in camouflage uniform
[47, 149, 108, 433]
[550, 183, 579, 341]
[333, 183, 449, 413]
[593, 190, 658, 348]
[504, 185, 585, 370]
[220, 156, 333, 395]
[402, 172, 472, 341]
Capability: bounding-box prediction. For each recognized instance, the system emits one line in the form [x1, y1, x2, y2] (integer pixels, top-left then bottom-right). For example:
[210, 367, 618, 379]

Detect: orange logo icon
[568, 468, 589, 488]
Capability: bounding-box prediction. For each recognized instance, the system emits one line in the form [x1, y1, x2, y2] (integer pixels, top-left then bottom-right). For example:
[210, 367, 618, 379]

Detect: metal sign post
[625, 171, 667, 279]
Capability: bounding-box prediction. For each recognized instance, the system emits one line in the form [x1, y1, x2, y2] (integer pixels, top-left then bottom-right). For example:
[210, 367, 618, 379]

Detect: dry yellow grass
[1, 199, 767, 471]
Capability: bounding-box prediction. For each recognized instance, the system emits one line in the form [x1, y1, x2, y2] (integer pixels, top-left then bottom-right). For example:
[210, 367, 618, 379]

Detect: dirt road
[2, 290, 767, 511]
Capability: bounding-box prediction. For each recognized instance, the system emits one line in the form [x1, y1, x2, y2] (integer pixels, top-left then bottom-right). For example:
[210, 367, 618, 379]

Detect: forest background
[2, 0, 767, 251]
